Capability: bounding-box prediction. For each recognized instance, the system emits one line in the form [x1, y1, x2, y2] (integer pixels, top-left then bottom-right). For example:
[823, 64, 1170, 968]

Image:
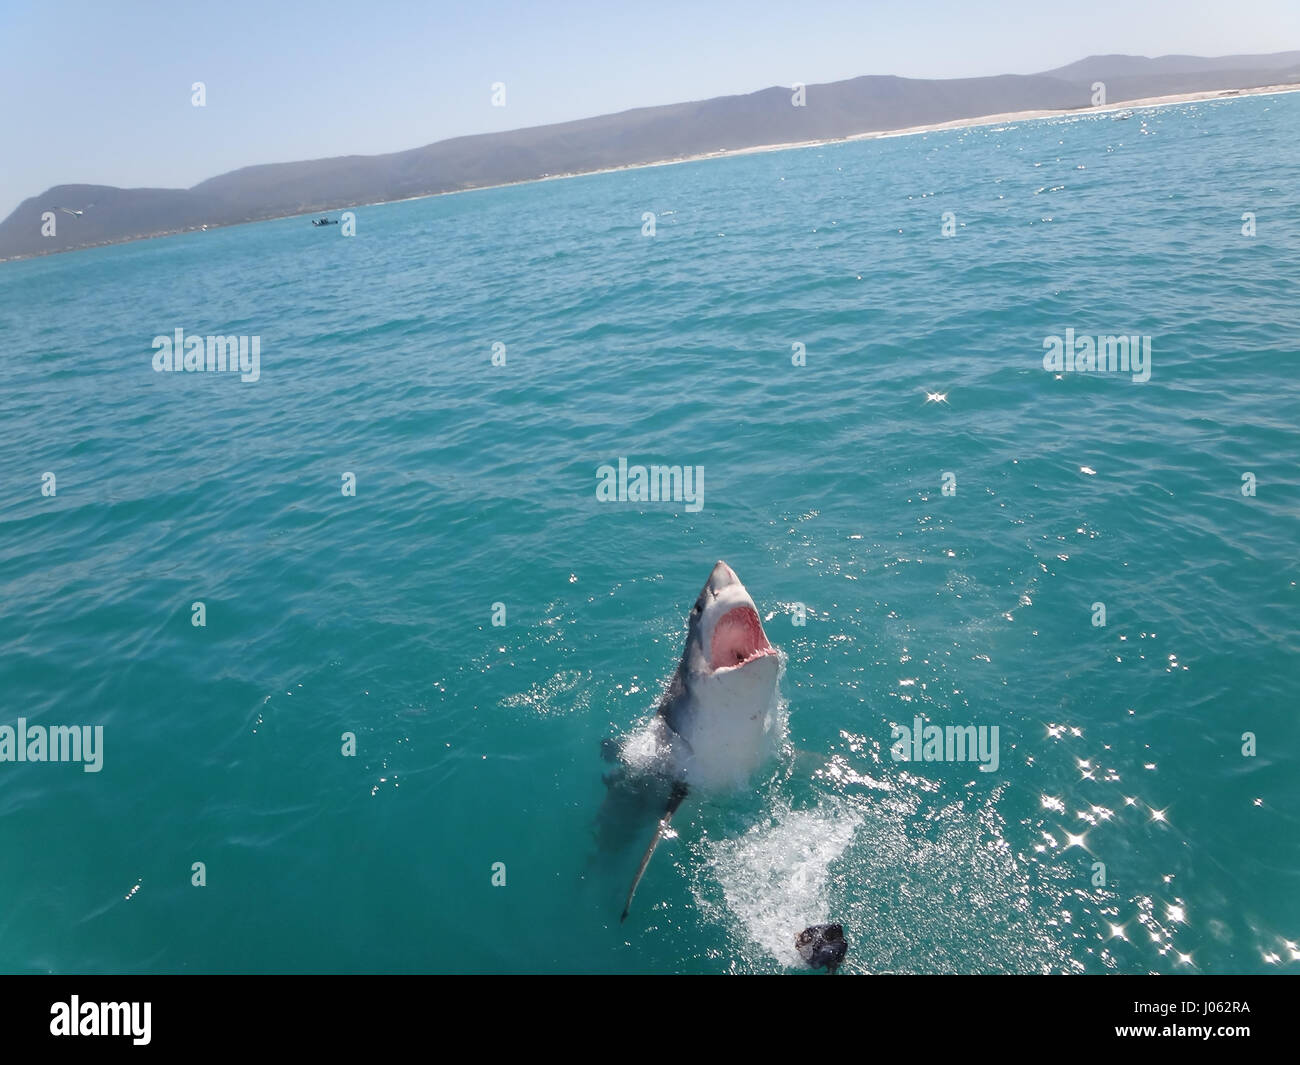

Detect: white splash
[692, 798, 863, 968]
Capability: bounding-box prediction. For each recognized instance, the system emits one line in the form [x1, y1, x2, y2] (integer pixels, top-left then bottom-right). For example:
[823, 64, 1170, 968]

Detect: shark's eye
[692, 599, 703, 615]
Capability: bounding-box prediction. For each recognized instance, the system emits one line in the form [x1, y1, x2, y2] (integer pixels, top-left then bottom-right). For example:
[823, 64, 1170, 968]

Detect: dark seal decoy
[796, 924, 848, 973]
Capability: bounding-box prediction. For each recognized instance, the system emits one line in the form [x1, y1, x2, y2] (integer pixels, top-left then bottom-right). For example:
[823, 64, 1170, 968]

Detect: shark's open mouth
[710, 606, 774, 671]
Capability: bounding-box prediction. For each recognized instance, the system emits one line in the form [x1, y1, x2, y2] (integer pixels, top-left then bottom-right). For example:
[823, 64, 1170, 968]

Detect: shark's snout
[706, 560, 738, 593]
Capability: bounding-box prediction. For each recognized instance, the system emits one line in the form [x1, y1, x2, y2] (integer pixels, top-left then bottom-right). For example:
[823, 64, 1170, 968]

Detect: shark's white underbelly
[671, 655, 781, 790]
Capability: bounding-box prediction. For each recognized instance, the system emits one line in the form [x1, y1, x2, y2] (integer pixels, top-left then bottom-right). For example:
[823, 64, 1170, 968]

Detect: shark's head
[656, 561, 782, 789]
[684, 561, 776, 676]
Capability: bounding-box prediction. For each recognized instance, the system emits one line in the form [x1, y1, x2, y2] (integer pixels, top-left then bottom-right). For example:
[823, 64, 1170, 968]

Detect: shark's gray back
[656, 659, 693, 739]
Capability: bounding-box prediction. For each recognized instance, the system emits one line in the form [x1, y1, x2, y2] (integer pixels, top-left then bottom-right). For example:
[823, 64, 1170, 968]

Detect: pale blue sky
[2, 0, 1298, 216]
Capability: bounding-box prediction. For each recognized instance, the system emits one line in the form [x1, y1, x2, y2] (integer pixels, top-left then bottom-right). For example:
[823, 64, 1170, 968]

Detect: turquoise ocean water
[1, 92, 1298, 974]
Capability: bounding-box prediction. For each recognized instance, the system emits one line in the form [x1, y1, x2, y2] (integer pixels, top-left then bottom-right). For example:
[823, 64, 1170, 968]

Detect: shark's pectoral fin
[620, 781, 689, 922]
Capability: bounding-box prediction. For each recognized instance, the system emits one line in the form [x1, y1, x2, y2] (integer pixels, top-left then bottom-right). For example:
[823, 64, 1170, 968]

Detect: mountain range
[4, 50, 1299, 260]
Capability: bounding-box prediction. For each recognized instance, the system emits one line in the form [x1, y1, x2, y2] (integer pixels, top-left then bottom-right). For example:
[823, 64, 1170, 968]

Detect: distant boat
[311, 217, 338, 226]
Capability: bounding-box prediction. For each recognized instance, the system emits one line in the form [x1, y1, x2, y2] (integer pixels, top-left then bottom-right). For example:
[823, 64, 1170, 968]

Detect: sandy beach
[354, 81, 1300, 211]
[583, 81, 1300, 178]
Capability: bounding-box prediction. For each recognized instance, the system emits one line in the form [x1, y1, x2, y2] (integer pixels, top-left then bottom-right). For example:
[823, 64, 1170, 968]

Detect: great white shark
[620, 560, 781, 920]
